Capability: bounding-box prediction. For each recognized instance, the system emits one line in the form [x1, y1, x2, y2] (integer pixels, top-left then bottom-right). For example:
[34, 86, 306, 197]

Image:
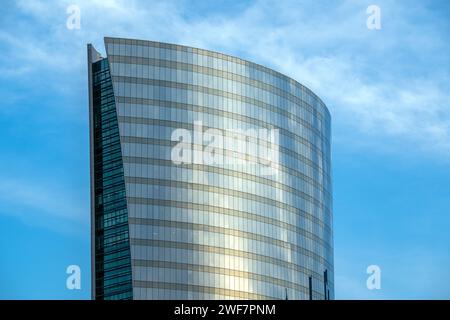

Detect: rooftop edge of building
[92, 37, 331, 121]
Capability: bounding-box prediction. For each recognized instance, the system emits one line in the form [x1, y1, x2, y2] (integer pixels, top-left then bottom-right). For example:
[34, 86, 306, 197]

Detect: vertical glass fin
[92, 58, 133, 300]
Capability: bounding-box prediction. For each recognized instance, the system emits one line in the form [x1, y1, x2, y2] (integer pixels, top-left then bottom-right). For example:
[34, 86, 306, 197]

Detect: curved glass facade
[89, 37, 333, 300]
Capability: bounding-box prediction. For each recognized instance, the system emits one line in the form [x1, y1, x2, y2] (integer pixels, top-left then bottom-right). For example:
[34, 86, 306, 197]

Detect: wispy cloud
[1, 0, 449, 300]
[3, 0, 449, 158]
[0, 0, 447, 238]
[0, 177, 88, 235]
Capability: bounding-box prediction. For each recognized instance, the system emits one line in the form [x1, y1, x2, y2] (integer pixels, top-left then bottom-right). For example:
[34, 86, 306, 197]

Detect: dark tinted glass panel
[92, 58, 132, 300]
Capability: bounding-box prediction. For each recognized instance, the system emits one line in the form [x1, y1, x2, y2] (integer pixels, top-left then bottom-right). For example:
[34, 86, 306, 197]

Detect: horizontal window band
[128, 217, 332, 258]
[120, 135, 332, 197]
[117, 115, 330, 175]
[131, 259, 327, 294]
[124, 176, 331, 218]
[120, 139, 331, 195]
[119, 117, 331, 179]
[132, 280, 273, 299]
[105, 38, 328, 120]
[115, 96, 329, 147]
[129, 238, 333, 275]
[122, 156, 331, 208]
[108, 56, 327, 125]
[123, 156, 331, 206]
[110, 75, 329, 137]
[100, 287, 133, 299]
[126, 195, 331, 234]
[118, 116, 286, 150]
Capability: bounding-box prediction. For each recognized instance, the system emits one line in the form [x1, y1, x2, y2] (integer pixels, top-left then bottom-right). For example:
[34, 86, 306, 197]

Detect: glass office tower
[88, 37, 333, 300]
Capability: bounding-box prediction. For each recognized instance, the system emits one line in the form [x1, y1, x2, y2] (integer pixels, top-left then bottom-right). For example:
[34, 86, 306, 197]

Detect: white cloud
[4, 0, 448, 158]
[1, 0, 449, 298]
[0, 177, 88, 234]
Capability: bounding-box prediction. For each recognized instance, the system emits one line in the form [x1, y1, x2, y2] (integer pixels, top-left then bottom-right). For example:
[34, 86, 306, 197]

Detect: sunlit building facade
[88, 37, 333, 300]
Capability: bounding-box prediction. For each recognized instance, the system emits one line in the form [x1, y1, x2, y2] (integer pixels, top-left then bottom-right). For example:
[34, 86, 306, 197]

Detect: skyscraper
[88, 37, 333, 300]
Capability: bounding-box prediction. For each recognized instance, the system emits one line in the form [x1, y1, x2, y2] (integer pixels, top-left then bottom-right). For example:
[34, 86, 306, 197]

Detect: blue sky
[0, 0, 449, 299]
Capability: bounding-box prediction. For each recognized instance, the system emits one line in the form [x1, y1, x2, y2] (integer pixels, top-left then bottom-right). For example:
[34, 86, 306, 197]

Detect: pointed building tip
[87, 43, 103, 63]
